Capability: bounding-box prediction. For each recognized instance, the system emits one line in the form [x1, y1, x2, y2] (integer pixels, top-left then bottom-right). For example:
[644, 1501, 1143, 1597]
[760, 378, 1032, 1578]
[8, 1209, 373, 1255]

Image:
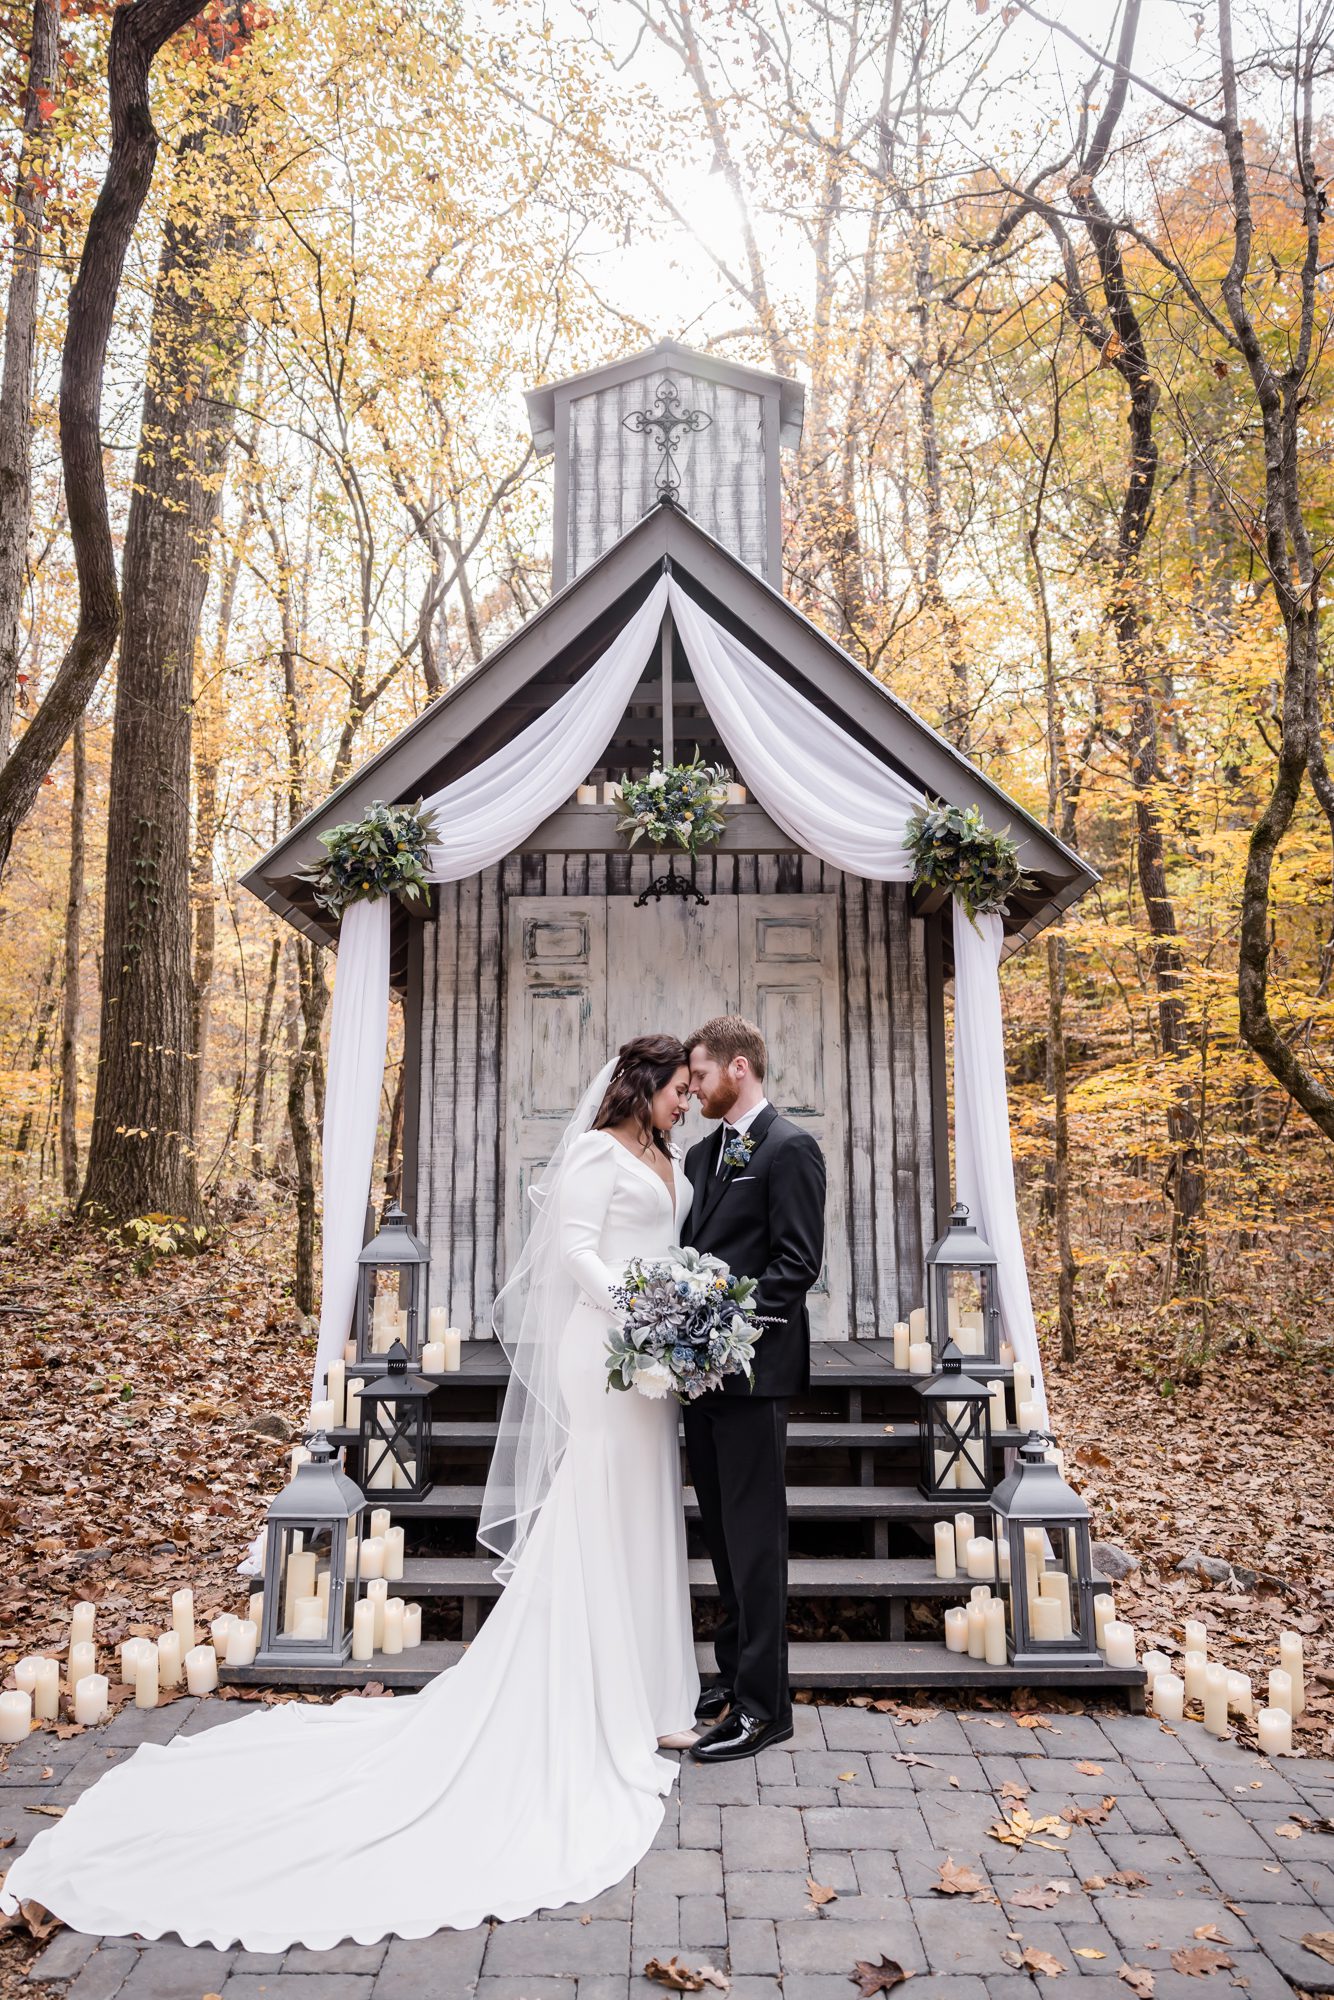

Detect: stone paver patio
[7, 1699, 1334, 2000]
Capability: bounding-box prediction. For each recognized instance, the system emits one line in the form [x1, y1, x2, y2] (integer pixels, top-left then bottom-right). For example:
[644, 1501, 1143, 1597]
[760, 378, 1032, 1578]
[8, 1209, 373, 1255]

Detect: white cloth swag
[300, 574, 1048, 1448]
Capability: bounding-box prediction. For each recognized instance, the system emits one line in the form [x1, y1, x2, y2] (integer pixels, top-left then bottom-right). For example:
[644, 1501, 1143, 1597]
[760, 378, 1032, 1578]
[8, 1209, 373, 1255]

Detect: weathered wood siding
[413, 854, 935, 1339]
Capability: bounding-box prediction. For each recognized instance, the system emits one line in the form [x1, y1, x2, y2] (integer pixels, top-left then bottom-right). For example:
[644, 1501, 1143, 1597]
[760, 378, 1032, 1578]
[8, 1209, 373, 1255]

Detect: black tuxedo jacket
[681, 1103, 827, 1399]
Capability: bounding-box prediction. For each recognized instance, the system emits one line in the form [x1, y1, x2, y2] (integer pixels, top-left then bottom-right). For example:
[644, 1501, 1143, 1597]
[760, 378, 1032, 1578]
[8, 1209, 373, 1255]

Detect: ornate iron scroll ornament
[633, 860, 709, 907]
[622, 379, 713, 503]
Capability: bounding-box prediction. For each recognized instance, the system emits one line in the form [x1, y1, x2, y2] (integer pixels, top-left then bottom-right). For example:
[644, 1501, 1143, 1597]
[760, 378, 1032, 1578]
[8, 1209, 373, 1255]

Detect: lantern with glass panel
[353, 1200, 429, 1366]
[917, 1339, 995, 1499]
[990, 1430, 1101, 1668]
[354, 1338, 434, 1500]
[254, 1431, 364, 1670]
[925, 1201, 1001, 1366]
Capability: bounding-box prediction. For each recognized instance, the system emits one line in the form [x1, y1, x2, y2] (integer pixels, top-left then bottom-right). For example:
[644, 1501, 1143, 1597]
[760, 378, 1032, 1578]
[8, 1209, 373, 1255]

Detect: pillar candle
[309, 1399, 335, 1434]
[954, 1446, 985, 1491]
[933, 1522, 956, 1578]
[969, 1582, 991, 1604]
[171, 1587, 195, 1657]
[1226, 1670, 1253, 1718]
[1142, 1649, 1171, 1687]
[1017, 1398, 1039, 1433]
[1203, 1662, 1230, 1737]
[1257, 1704, 1292, 1756]
[70, 1601, 97, 1648]
[1038, 1570, 1073, 1638]
[403, 1603, 421, 1648]
[117, 1638, 148, 1685]
[316, 1569, 331, 1612]
[907, 1341, 933, 1376]
[32, 1658, 59, 1720]
[983, 1598, 1007, 1666]
[909, 1306, 927, 1340]
[1093, 1593, 1116, 1649]
[343, 1337, 357, 1363]
[384, 1526, 405, 1581]
[1152, 1671, 1184, 1721]
[966, 1601, 988, 1658]
[933, 1451, 959, 1490]
[999, 1341, 1015, 1363]
[370, 1508, 392, 1540]
[74, 1674, 108, 1725]
[1182, 1649, 1207, 1702]
[367, 1577, 389, 1649]
[1029, 1596, 1065, 1643]
[944, 1606, 969, 1653]
[359, 1536, 385, 1580]
[327, 1359, 346, 1428]
[381, 1599, 405, 1655]
[422, 1341, 446, 1374]
[211, 1614, 237, 1658]
[429, 1306, 449, 1342]
[290, 1444, 311, 1477]
[292, 1597, 324, 1641]
[284, 1550, 318, 1628]
[987, 1380, 1006, 1433]
[0, 1690, 32, 1741]
[443, 1327, 462, 1371]
[997, 1537, 1011, 1581]
[225, 1620, 258, 1667]
[1279, 1632, 1305, 1715]
[892, 1320, 910, 1370]
[184, 1645, 218, 1694]
[391, 1456, 417, 1490]
[955, 1324, 984, 1357]
[155, 1630, 182, 1689]
[1183, 1617, 1208, 1657]
[601, 780, 621, 804]
[248, 1591, 264, 1634]
[1012, 1365, 1032, 1416]
[1267, 1667, 1293, 1715]
[966, 1536, 995, 1580]
[133, 1650, 158, 1709]
[953, 1512, 975, 1568]
[68, 1640, 97, 1690]
[352, 1598, 376, 1662]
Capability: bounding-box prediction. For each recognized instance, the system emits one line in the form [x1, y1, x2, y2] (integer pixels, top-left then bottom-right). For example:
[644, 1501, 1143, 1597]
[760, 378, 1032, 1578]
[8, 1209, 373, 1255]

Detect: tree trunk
[1045, 932, 1077, 1362]
[0, 0, 215, 875]
[80, 38, 253, 1225]
[250, 933, 281, 1175]
[58, 714, 85, 1198]
[286, 941, 322, 1315]
[0, 0, 59, 757]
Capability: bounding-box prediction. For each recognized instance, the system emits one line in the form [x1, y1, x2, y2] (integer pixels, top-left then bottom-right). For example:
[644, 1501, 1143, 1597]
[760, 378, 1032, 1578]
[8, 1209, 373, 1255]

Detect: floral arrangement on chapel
[904, 800, 1035, 924]
[615, 751, 731, 856]
[605, 1246, 766, 1402]
[299, 799, 440, 917]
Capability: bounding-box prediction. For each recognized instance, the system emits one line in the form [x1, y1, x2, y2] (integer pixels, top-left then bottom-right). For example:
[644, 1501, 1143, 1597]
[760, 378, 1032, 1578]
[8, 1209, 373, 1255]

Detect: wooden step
[344, 1339, 1014, 1390]
[221, 1636, 1145, 1698]
[388, 1555, 1024, 1601]
[331, 1420, 1027, 1451]
[373, 1484, 997, 1521]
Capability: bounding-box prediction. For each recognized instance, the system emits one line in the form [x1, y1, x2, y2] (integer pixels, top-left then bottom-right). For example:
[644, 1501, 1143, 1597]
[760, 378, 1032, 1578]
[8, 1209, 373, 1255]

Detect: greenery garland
[904, 800, 1035, 924]
[299, 799, 440, 917]
[615, 751, 732, 856]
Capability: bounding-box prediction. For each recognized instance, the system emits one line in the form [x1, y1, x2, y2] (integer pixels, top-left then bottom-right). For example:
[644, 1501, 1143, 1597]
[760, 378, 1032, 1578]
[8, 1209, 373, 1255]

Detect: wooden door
[606, 896, 741, 1159]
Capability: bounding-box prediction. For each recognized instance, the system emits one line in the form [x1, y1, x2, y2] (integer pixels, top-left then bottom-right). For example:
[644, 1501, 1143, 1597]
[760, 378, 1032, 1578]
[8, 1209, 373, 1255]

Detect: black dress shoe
[689, 1708, 794, 1763]
[695, 1683, 733, 1724]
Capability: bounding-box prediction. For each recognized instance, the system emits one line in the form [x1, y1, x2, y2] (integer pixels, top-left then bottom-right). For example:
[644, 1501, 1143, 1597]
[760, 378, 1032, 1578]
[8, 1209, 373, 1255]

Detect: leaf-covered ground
[0, 1196, 1329, 1755]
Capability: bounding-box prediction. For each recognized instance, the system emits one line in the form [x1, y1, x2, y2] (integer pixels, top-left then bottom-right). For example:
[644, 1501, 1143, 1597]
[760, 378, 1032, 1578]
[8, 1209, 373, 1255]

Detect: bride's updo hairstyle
[593, 1034, 688, 1159]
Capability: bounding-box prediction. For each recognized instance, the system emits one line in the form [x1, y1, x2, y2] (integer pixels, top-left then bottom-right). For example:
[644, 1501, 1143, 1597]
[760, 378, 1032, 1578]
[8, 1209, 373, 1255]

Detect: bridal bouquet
[605, 1247, 765, 1402]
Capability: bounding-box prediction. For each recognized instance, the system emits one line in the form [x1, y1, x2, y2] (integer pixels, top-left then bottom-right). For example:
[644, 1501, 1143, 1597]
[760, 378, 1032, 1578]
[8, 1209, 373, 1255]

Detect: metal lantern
[925, 1201, 1002, 1365]
[354, 1339, 434, 1500]
[990, 1430, 1100, 1668]
[918, 1339, 994, 1499]
[354, 1200, 430, 1365]
[255, 1431, 364, 1670]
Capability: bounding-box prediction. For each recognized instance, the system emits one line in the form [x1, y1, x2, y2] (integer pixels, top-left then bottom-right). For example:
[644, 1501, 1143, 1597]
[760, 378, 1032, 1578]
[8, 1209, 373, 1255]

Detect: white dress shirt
[715, 1096, 770, 1173]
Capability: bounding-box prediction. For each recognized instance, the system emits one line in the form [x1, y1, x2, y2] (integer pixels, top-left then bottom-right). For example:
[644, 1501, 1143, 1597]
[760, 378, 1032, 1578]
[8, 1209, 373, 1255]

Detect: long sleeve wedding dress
[0, 1131, 699, 1951]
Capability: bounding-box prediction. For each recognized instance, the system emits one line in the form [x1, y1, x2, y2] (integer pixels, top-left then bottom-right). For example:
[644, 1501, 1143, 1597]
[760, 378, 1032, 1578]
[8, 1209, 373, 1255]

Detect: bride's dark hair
[592, 1034, 688, 1158]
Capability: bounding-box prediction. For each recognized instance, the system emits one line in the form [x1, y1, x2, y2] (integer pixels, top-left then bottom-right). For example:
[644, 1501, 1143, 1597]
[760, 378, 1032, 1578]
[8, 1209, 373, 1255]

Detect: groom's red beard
[696, 1073, 740, 1122]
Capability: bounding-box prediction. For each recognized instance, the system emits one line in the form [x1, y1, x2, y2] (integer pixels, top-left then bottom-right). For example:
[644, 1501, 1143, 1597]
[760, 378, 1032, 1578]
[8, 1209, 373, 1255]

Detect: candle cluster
[1138, 1614, 1304, 1753]
[944, 1584, 1008, 1664]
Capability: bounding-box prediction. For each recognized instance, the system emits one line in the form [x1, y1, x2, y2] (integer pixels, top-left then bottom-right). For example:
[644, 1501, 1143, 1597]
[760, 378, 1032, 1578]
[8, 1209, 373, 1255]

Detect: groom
[680, 1015, 826, 1761]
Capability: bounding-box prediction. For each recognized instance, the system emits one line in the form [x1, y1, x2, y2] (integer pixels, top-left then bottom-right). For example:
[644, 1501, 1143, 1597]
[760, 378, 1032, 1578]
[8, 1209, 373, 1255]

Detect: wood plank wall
[414, 852, 936, 1339]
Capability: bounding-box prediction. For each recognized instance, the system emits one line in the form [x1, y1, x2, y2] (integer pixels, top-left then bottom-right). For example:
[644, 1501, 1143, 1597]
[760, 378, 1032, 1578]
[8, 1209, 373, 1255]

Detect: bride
[0, 1035, 702, 1951]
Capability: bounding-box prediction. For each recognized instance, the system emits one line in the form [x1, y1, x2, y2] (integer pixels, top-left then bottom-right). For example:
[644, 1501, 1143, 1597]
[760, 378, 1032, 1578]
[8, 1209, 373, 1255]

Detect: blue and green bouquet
[605, 1246, 766, 1402]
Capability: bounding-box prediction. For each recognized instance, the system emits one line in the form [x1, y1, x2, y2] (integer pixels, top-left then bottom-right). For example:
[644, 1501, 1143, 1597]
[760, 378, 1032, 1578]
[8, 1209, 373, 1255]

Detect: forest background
[0, 0, 1331, 1704]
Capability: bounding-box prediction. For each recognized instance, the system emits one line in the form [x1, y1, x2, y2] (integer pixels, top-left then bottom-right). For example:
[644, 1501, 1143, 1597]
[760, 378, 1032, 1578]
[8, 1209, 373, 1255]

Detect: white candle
[370, 1507, 392, 1540]
[966, 1536, 995, 1580]
[1182, 1649, 1208, 1702]
[892, 1320, 910, 1370]
[1183, 1618, 1208, 1657]
[292, 1597, 324, 1641]
[225, 1619, 258, 1667]
[1257, 1704, 1292, 1756]
[724, 782, 746, 804]
[983, 1598, 1007, 1666]
[1226, 1670, 1253, 1718]
[970, 1582, 992, 1604]
[403, 1603, 421, 1648]
[290, 1444, 311, 1477]
[118, 1637, 150, 1686]
[309, 1399, 335, 1433]
[1142, 1649, 1171, 1687]
[1012, 1365, 1032, 1416]
[933, 1521, 956, 1578]
[428, 1306, 448, 1342]
[381, 1599, 405, 1655]
[933, 1450, 959, 1490]
[211, 1614, 237, 1657]
[284, 1550, 318, 1628]
[1017, 1398, 1039, 1434]
[1093, 1594, 1116, 1649]
[184, 1645, 218, 1694]
[997, 1536, 1011, 1581]
[987, 1380, 1006, 1433]
[954, 1445, 985, 1491]
[1279, 1632, 1305, 1715]
[421, 1341, 446, 1374]
[70, 1601, 97, 1648]
[1268, 1666, 1293, 1715]
[31, 1657, 59, 1720]
[575, 783, 598, 804]
[155, 1631, 182, 1689]
[953, 1512, 975, 1568]
[1152, 1671, 1184, 1722]
[999, 1341, 1015, 1364]
[367, 1577, 389, 1648]
[907, 1340, 933, 1376]
[966, 1601, 988, 1658]
[133, 1650, 158, 1709]
[248, 1591, 264, 1634]
[1030, 1596, 1065, 1643]
[73, 1674, 108, 1725]
[384, 1526, 405, 1581]
[944, 1606, 969, 1653]
[0, 1690, 32, 1741]
[441, 1325, 461, 1371]
[315, 1569, 331, 1612]
[391, 1455, 417, 1490]
[601, 780, 621, 804]
[343, 1337, 356, 1363]
[68, 1640, 97, 1690]
[352, 1598, 376, 1661]
[327, 1359, 346, 1428]
[954, 1324, 983, 1357]
[1039, 1569, 1073, 1637]
[1203, 1663, 1230, 1737]
[359, 1536, 385, 1580]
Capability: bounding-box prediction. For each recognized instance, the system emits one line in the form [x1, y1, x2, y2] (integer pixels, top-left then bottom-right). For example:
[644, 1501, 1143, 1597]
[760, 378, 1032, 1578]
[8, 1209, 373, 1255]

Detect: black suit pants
[683, 1393, 790, 1725]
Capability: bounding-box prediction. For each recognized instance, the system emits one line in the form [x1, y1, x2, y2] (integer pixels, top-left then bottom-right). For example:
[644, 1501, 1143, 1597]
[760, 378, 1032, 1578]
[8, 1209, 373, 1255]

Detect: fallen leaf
[52, 1723, 85, 1740]
[1062, 1795, 1116, 1827]
[889, 1705, 938, 1726]
[1170, 1948, 1235, 1978]
[580, 1913, 591, 1924]
[1272, 1823, 1302, 1840]
[948, 1775, 961, 1789]
[1300, 1934, 1334, 1967]
[1118, 1967, 1155, 1998]
[837, 1771, 858, 1783]
[894, 1752, 935, 1769]
[1010, 1884, 1063, 1911]
[1075, 1949, 1107, 1960]
[644, 1957, 706, 1992]
[1002, 1946, 1067, 1975]
[934, 1856, 991, 1897]
[807, 1875, 839, 1907]
[988, 1806, 1072, 1851]
[1076, 1761, 1105, 1776]
[1014, 1713, 1052, 1731]
[1193, 1926, 1231, 1944]
[851, 1957, 914, 1995]
[23, 1804, 65, 1818]
[1108, 1870, 1150, 1888]
[696, 1971, 729, 1993]
[1083, 1876, 1107, 1890]
[1000, 1779, 1030, 1802]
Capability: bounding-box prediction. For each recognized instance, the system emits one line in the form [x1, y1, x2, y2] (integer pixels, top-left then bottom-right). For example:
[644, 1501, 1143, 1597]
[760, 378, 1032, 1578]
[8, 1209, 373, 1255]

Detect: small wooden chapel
[238, 340, 1138, 1697]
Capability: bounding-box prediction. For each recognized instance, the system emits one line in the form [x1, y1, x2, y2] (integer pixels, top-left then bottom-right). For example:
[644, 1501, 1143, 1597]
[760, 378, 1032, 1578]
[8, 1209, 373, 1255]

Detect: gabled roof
[241, 500, 1097, 962]
[524, 338, 806, 455]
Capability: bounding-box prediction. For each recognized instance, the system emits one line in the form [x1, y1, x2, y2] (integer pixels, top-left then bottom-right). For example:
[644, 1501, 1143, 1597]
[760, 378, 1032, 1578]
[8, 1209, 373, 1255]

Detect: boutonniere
[721, 1129, 757, 1172]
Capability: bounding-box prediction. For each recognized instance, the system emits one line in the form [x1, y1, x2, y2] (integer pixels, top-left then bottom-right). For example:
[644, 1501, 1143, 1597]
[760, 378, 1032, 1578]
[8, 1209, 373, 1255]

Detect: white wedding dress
[0, 1131, 699, 1950]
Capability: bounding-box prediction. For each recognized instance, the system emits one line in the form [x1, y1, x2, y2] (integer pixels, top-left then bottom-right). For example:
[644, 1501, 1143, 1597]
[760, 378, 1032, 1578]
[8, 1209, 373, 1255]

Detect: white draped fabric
[239, 574, 1047, 1574]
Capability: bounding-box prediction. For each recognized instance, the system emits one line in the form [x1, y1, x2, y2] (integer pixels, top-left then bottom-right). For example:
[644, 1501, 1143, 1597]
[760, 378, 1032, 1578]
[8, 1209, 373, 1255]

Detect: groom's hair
[686, 1014, 768, 1081]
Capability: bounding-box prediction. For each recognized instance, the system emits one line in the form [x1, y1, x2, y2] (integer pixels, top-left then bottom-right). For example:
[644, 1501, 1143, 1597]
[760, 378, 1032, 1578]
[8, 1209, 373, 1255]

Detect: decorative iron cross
[622, 379, 712, 504]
